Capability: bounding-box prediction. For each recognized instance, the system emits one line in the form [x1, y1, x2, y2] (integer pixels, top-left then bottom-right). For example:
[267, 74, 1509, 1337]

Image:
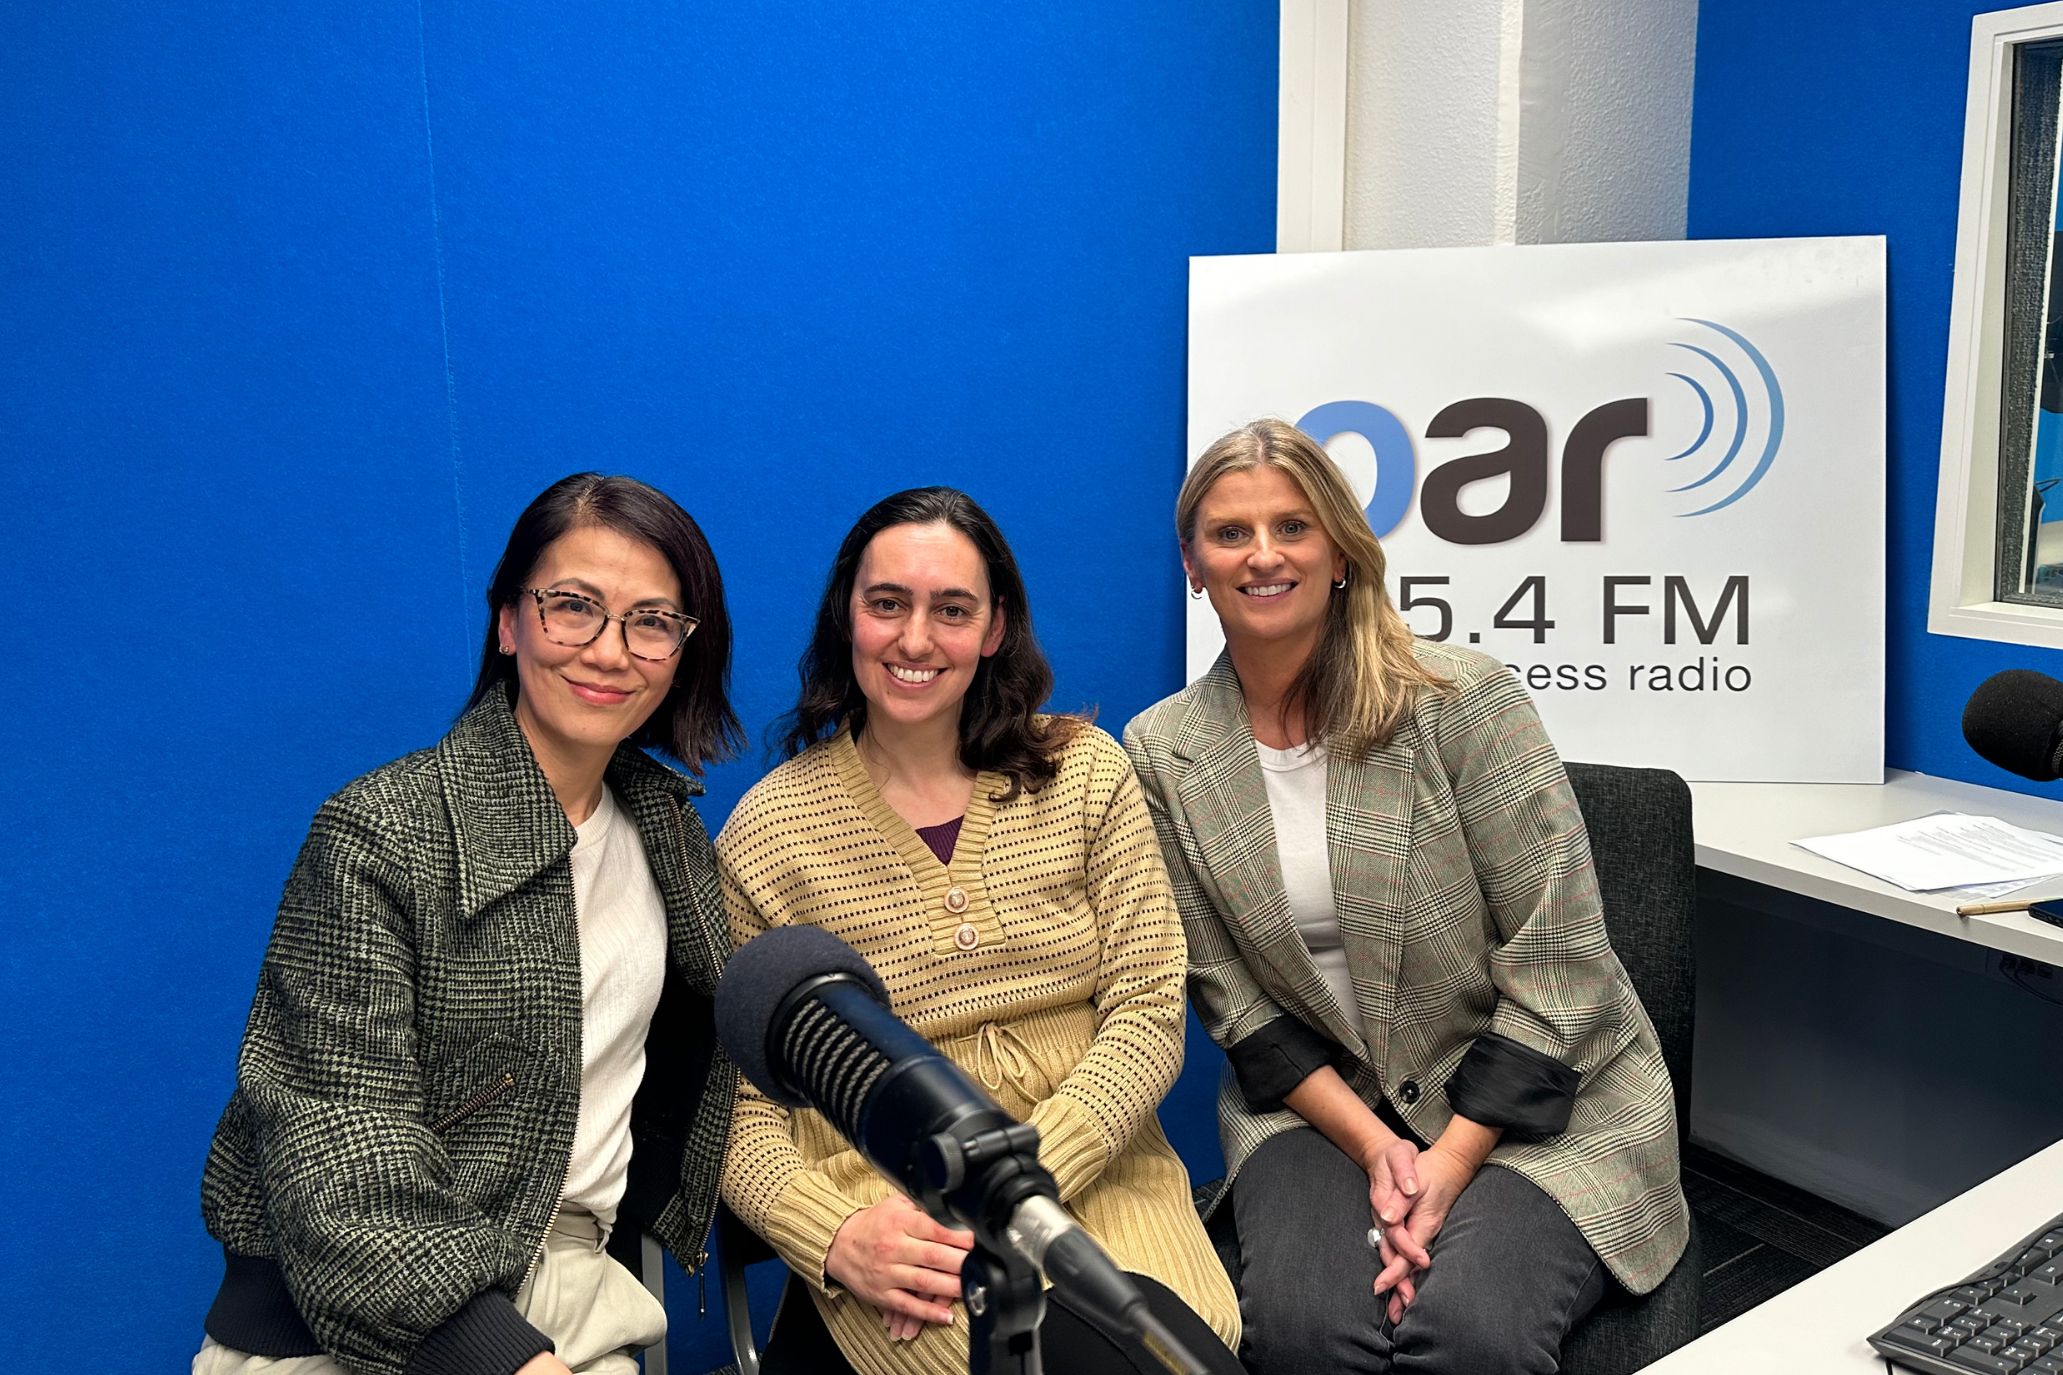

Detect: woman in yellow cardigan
[717, 487, 1240, 1375]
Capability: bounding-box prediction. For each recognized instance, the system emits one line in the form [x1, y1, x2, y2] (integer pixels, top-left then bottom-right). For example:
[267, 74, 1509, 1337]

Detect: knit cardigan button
[953, 922, 980, 951]
[944, 885, 969, 914]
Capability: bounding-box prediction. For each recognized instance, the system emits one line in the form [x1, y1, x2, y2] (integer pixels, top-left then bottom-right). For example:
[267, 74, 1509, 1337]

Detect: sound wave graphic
[1664, 319, 1785, 516]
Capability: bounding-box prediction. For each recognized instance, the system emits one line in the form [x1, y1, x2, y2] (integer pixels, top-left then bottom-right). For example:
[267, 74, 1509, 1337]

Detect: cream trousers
[193, 1212, 668, 1375]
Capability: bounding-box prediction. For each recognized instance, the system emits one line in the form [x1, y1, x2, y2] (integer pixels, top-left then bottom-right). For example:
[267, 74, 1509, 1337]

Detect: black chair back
[1562, 761, 1697, 1139]
[1559, 761, 1701, 1375]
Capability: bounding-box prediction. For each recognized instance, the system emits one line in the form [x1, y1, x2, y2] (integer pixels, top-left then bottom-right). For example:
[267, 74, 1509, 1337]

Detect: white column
[1278, 0, 1352, 252]
[1276, 0, 1700, 253]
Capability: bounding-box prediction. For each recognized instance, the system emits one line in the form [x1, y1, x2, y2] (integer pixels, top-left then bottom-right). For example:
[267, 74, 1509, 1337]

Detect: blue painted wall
[0, 4, 1274, 1365]
[1689, 1, 2063, 796]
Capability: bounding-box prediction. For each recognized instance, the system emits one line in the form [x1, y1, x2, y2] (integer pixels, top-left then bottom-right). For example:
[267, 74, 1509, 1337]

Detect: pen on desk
[1955, 898, 2035, 916]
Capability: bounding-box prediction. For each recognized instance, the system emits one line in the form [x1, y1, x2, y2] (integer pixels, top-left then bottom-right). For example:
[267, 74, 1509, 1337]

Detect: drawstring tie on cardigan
[957, 1021, 1043, 1096]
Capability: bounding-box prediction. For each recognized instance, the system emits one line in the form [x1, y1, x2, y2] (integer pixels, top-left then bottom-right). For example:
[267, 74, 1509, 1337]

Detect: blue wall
[1689, 0, 2063, 796]
[0, 4, 1274, 1365]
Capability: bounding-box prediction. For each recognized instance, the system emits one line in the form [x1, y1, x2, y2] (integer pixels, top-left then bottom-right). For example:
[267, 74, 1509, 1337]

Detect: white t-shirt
[1254, 739, 1361, 1040]
[561, 785, 668, 1227]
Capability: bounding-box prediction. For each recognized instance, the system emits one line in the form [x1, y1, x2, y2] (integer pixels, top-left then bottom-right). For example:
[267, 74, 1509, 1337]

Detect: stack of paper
[1792, 813, 2063, 894]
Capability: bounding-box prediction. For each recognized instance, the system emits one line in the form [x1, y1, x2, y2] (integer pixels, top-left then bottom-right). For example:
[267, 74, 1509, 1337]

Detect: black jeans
[759, 1269, 1244, 1375]
[1231, 1127, 1609, 1375]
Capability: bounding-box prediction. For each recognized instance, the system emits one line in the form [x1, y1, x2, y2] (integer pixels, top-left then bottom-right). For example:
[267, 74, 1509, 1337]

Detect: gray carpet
[1683, 1143, 1889, 1333]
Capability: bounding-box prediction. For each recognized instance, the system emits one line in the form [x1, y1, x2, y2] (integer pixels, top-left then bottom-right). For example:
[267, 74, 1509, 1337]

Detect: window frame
[1932, 2, 2063, 647]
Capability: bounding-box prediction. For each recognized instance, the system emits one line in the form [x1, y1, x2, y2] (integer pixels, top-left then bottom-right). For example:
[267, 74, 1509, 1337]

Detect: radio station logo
[1296, 318, 1785, 544]
[1662, 319, 1785, 517]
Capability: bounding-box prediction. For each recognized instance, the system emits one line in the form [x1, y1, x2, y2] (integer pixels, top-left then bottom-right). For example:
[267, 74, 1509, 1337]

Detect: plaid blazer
[199, 690, 736, 1375]
[1122, 644, 1688, 1294]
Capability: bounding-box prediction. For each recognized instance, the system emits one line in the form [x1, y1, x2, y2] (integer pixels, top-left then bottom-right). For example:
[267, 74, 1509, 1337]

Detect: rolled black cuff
[406, 1290, 552, 1375]
[1443, 1032, 1580, 1140]
[203, 1250, 321, 1357]
[1225, 1015, 1338, 1112]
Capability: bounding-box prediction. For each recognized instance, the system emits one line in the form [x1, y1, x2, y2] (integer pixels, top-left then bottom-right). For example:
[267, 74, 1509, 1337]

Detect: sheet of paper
[1792, 813, 2063, 892]
[1943, 876, 2041, 901]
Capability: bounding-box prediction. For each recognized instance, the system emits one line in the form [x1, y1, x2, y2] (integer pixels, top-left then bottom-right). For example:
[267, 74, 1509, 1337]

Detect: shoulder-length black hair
[465, 472, 743, 774]
[776, 486, 1080, 800]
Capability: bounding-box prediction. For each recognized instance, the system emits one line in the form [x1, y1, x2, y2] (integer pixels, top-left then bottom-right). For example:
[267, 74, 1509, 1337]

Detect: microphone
[1963, 669, 2063, 781]
[715, 924, 1200, 1371]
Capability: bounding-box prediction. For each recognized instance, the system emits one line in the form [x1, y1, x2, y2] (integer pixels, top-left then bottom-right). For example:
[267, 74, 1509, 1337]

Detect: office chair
[713, 1200, 777, 1375]
[1555, 761, 1703, 1375]
[612, 1205, 785, 1375]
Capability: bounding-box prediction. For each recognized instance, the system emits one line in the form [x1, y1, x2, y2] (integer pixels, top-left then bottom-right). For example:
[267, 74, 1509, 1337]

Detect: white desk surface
[1644, 1139, 2063, 1372]
[1689, 770, 2063, 964]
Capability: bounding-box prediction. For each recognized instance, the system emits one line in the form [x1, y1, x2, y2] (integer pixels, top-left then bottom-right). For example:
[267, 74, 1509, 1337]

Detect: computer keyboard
[1870, 1213, 2063, 1373]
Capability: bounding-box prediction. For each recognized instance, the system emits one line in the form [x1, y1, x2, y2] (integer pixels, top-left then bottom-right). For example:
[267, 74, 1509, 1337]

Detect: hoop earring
[1332, 572, 1349, 590]
[1189, 583, 1205, 600]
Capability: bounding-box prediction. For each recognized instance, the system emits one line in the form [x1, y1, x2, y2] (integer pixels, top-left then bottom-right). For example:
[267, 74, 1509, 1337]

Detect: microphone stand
[911, 1117, 1053, 1375]
[961, 1240, 1045, 1375]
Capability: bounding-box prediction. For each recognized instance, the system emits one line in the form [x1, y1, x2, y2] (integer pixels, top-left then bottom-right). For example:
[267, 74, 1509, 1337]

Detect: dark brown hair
[465, 472, 743, 773]
[775, 486, 1081, 800]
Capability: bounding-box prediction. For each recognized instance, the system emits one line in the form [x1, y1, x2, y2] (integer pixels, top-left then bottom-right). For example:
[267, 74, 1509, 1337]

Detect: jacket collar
[1168, 652, 1250, 766]
[436, 687, 700, 919]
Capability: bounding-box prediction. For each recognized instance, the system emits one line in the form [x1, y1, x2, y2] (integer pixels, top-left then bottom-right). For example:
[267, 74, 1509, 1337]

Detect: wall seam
[414, 0, 471, 670]
[1493, 0, 1527, 245]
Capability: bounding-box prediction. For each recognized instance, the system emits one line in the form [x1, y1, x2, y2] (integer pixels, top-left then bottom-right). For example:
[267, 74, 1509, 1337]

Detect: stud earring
[500, 643, 514, 655]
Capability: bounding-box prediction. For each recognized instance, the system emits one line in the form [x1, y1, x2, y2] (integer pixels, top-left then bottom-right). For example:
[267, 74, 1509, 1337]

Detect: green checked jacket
[199, 690, 737, 1375]
[1122, 643, 1688, 1295]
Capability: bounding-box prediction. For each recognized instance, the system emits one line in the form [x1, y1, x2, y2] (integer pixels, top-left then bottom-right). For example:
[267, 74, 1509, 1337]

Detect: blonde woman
[1123, 420, 1688, 1375]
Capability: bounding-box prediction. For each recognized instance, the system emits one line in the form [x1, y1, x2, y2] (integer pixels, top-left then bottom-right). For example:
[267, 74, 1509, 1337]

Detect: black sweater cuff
[203, 1250, 321, 1357]
[1225, 1015, 1338, 1112]
[405, 1290, 553, 1375]
[1443, 1032, 1580, 1140]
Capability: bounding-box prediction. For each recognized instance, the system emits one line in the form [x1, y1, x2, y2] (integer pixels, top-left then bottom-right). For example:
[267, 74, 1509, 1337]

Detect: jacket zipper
[521, 1195, 565, 1291]
[526, 865, 585, 1291]
[428, 1072, 515, 1134]
[522, 1068, 576, 1289]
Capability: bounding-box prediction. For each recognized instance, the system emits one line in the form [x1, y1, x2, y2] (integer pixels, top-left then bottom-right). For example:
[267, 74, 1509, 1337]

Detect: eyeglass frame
[517, 586, 699, 661]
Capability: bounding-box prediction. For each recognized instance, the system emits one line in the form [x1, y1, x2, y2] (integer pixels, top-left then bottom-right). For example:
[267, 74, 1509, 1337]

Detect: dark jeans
[759, 1269, 1244, 1375]
[1231, 1127, 1608, 1375]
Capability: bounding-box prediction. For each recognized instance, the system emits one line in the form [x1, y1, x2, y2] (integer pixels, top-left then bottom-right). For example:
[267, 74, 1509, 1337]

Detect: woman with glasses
[1123, 421, 1688, 1375]
[194, 474, 741, 1375]
[717, 488, 1241, 1375]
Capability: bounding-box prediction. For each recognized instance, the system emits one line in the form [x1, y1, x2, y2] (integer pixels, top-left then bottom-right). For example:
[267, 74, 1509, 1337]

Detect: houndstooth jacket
[198, 689, 736, 1375]
[1122, 643, 1688, 1295]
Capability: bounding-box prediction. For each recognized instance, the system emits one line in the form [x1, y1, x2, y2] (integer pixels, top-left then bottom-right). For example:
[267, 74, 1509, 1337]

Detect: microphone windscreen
[715, 925, 890, 1104]
[1962, 669, 2063, 781]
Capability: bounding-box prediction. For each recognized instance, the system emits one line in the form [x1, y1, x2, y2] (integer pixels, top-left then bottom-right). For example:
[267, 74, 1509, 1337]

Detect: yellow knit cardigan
[716, 724, 1239, 1375]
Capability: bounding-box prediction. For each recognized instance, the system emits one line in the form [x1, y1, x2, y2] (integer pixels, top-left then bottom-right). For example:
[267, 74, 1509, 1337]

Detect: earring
[1189, 583, 1205, 600]
[500, 643, 514, 655]
[1333, 569, 1349, 590]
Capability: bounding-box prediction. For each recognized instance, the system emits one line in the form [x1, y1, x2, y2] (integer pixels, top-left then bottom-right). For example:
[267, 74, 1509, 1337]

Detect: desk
[1644, 1139, 2063, 1372]
[1690, 771, 2063, 965]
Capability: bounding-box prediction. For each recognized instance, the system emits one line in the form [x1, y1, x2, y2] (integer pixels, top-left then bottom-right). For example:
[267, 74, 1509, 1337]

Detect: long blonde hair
[1178, 418, 1448, 753]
